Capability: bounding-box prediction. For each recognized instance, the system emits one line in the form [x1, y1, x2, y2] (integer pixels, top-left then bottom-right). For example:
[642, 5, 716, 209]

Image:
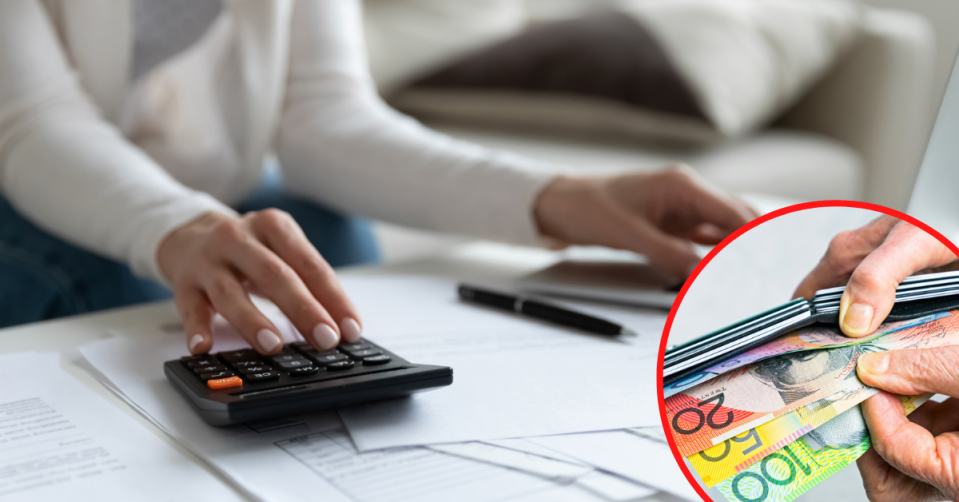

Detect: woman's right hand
[157, 210, 363, 355]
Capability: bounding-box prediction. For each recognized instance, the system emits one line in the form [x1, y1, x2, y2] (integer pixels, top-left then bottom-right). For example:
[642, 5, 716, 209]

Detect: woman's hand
[855, 348, 959, 502]
[533, 165, 757, 278]
[158, 210, 362, 355]
[793, 215, 957, 337]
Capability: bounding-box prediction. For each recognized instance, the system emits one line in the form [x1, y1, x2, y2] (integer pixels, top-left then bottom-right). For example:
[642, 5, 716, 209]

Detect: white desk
[0, 242, 681, 502]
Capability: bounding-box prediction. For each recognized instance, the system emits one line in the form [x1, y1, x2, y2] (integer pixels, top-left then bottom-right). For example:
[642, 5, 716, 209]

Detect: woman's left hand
[533, 164, 757, 278]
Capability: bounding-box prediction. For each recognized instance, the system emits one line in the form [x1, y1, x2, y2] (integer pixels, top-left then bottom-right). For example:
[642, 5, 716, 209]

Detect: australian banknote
[689, 382, 877, 486]
[716, 394, 931, 502]
[663, 313, 947, 398]
[666, 310, 959, 457]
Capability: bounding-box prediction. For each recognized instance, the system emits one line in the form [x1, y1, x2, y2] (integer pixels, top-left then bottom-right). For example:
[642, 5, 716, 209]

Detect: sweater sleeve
[275, 0, 559, 246]
[0, 0, 235, 283]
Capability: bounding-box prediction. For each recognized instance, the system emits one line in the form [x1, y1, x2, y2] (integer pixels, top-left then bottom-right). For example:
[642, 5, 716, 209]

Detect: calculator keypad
[184, 338, 403, 391]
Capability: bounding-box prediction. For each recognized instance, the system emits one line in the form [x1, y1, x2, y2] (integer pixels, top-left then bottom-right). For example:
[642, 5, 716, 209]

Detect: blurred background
[355, 0, 959, 263]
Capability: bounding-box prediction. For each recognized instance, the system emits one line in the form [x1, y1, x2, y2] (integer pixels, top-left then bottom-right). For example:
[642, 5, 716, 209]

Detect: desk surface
[0, 242, 683, 502]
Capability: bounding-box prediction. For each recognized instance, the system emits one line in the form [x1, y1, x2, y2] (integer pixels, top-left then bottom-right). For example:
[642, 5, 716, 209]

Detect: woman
[0, 0, 753, 355]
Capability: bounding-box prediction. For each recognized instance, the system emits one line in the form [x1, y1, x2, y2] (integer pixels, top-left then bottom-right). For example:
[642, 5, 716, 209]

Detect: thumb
[857, 346, 959, 397]
[838, 223, 955, 337]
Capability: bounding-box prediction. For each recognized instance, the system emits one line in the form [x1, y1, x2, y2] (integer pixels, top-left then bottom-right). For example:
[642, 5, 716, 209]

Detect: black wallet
[663, 270, 959, 386]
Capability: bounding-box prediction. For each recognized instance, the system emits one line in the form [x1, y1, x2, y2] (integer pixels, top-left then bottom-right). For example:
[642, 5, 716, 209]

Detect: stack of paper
[77, 276, 698, 502]
[0, 352, 242, 501]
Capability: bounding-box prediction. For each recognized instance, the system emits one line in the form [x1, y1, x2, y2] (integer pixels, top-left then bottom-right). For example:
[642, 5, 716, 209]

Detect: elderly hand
[158, 210, 363, 355]
[534, 164, 756, 278]
[855, 348, 959, 502]
[795, 215, 959, 501]
[793, 215, 957, 337]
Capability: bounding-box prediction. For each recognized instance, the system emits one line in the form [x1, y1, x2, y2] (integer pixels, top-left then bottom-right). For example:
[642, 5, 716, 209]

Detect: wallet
[663, 270, 959, 386]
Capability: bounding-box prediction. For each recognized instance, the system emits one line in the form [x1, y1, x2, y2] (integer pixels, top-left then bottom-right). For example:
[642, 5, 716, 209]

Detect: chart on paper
[275, 428, 599, 502]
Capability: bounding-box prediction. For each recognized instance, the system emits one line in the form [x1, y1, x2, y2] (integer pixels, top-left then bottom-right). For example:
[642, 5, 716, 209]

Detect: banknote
[666, 310, 959, 457]
[663, 313, 947, 398]
[689, 382, 877, 486]
[716, 394, 931, 502]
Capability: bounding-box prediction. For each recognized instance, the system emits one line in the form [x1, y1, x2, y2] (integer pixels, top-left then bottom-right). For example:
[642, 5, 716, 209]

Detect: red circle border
[655, 199, 959, 501]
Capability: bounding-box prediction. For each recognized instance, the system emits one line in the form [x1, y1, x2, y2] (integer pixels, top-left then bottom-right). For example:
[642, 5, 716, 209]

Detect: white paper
[78, 319, 620, 501]
[529, 431, 699, 501]
[427, 442, 594, 482]
[575, 472, 658, 502]
[0, 352, 242, 501]
[332, 277, 665, 450]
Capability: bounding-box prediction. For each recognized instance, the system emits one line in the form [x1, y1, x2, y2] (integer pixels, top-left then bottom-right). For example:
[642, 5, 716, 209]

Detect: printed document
[0, 352, 241, 501]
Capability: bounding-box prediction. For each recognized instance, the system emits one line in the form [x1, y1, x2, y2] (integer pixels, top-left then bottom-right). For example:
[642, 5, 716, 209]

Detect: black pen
[457, 284, 638, 337]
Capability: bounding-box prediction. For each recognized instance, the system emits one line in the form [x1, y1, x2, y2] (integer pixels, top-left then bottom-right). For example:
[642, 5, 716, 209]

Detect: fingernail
[188, 334, 204, 352]
[256, 329, 282, 352]
[340, 318, 362, 343]
[858, 352, 890, 376]
[842, 303, 874, 335]
[313, 324, 339, 350]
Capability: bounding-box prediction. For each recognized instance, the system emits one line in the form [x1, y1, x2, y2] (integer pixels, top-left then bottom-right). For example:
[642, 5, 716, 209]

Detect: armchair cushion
[391, 0, 862, 144]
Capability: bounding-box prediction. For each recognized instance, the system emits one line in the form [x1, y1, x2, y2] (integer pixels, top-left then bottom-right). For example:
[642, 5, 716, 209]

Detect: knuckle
[826, 231, 857, 259]
[253, 258, 288, 289]
[256, 208, 293, 232]
[297, 255, 332, 281]
[209, 276, 242, 300]
[211, 218, 244, 245]
[848, 268, 893, 295]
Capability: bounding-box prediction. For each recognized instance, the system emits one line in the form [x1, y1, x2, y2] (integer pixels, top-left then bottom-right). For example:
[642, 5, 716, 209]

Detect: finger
[201, 270, 286, 355]
[225, 236, 341, 350]
[857, 347, 959, 397]
[792, 216, 899, 300]
[249, 209, 363, 343]
[615, 212, 701, 278]
[665, 164, 755, 233]
[857, 446, 946, 502]
[861, 392, 959, 493]
[839, 222, 957, 337]
[175, 287, 215, 354]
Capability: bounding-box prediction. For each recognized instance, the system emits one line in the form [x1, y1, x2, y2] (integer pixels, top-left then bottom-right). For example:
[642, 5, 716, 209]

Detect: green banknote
[717, 394, 930, 502]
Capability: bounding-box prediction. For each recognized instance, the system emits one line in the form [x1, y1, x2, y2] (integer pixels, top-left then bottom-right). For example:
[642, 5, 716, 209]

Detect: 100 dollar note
[717, 394, 931, 502]
[663, 313, 946, 398]
[689, 383, 877, 486]
[666, 310, 959, 457]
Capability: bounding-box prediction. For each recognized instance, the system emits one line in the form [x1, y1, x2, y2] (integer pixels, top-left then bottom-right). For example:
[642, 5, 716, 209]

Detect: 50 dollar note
[717, 394, 931, 502]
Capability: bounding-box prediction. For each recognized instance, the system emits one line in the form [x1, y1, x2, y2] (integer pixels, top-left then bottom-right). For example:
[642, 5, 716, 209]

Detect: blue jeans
[0, 175, 380, 328]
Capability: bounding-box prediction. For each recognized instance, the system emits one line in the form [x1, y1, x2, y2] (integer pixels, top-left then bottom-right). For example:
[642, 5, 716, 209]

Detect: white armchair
[361, 2, 937, 259]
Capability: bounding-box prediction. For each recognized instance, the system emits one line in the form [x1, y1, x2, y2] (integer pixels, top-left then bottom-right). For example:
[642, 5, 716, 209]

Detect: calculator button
[186, 358, 219, 368]
[291, 341, 319, 352]
[237, 365, 272, 375]
[326, 360, 355, 371]
[303, 349, 340, 358]
[289, 366, 319, 377]
[362, 354, 391, 366]
[338, 342, 372, 353]
[192, 364, 227, 374]
[348, 349, 382, 359]
[219, 349, 259, 363]
[312, 353, 349, 365]
[199, 370, 235, 381]
[207, 376, 243, 389]
[270, 354, 306, 363]
[246, 371, 281, 382]
[278, 359, 312, 370]
[181, 354, 210, 362]
[230, 360, 263, 368]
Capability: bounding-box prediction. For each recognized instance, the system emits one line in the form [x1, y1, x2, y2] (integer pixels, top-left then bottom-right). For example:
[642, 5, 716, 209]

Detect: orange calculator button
[207, 376, 243, 389]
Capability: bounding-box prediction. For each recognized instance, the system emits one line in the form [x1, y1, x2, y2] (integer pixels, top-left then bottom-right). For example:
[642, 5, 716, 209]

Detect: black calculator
[164, 339, 453, 426]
